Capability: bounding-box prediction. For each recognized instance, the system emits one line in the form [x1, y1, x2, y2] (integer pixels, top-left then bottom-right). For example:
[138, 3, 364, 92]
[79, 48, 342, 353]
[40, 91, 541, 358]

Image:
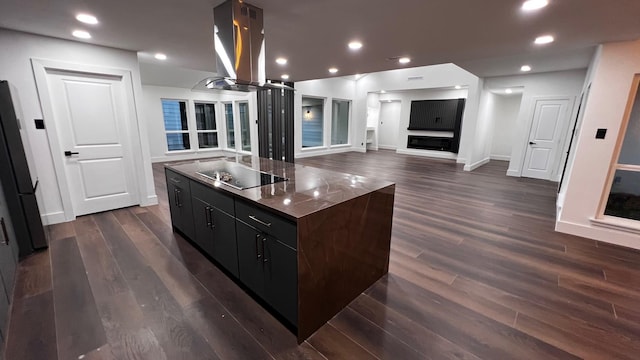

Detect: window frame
[597, 74, 640, 224]
[236, 100, 252, 154]
[330, 98, 352, 147]
[161, 98, 191, 152]
[301, 95, 327, 150]
[193, 100, 220, 150]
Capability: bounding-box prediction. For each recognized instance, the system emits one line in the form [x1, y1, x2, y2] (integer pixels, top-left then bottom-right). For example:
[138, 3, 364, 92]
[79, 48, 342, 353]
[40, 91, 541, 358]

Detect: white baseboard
[396, 148, 458, 160]
[295, 147, 359, 158]
[377, 145, 397, 151]
[463, 157, 490, 171]
[456, 157, 466, 164]
[490, 155, 511, 161]
[42, 211, 66, 226]
[556, 219, 640, 250]
[141, 194, 158, 206]
[151, 150, 225, 163]
[506, 169, 520, 177]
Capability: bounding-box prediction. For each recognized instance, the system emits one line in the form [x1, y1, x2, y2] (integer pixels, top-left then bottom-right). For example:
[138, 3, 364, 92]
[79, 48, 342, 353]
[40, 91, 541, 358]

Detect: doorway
[378, 100, 401, 149]
[521, 97, 572, 180]
[32, 60, 143, 219]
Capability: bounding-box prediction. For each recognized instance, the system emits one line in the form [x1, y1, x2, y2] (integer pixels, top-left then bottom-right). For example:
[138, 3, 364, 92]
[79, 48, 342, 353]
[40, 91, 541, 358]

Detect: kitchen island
[165, 154, 395, 342]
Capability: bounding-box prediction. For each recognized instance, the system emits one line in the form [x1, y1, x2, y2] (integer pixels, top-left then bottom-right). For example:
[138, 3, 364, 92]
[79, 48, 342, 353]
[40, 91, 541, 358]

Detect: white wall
[142, 85, 257, 162]
[484, 69, 586, 180]
[354, 64, 483, 167]
[557, 39, 640, 249]
[490, 94, 523, 161]
[0, 29, 155, 224]
[294, 77, 357, 158]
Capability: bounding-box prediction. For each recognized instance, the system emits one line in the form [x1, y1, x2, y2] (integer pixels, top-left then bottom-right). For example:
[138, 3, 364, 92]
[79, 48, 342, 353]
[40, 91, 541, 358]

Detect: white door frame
[518, 95, 575, 181]
[31, 58, 144, 221]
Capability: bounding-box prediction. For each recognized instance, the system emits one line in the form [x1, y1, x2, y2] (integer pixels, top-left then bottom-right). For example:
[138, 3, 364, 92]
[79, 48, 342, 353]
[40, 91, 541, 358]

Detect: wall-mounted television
[408, 98, 466, 131]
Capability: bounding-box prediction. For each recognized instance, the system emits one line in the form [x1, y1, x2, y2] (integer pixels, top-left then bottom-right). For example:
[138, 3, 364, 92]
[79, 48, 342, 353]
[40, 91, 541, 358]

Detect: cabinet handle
[0, 218, 8, 245]
[205, 206, 212, 227]
[209, 208, 215, 229]
[249, 215, 271, 227]
[174, 188, 178, 207]
[262, 237, 268, 263]
[176, 189, 182, 207]
[255, 234, 262, 259]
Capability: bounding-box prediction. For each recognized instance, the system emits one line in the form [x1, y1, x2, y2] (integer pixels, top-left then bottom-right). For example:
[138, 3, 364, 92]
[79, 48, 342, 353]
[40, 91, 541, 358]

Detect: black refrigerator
[0, 80, 47, 257]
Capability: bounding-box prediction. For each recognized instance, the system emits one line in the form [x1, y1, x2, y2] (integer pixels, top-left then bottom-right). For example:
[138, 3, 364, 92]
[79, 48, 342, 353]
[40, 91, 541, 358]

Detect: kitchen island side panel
[297, 184, 395, 342]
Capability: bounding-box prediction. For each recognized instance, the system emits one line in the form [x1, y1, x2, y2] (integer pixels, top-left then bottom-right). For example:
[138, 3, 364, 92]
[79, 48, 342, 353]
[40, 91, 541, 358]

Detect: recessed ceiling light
[455, 85, 462, 90]
[522, 0, 549, 11]
[76, 13, 98, 25]
[72, 30, 91, 39]
[534, 35, 554, 45]
[276, 57, 288, 65]
[380, 90, 386, 94]
[521, 65, 532, 72]
[328, 67, 338, 74]
[154, 53, 167, 60]
[281, 74, 290, 80]
[505, 88, 513, 94]
[398, 57, 411, 64]
[348, 41, 363, 50]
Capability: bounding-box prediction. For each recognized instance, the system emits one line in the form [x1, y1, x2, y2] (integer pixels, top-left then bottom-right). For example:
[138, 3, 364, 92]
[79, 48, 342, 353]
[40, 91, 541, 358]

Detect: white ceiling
[1, 0, 639, 84]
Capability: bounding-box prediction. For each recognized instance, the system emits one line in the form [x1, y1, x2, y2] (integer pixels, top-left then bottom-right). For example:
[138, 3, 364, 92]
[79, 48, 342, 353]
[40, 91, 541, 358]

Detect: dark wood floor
[4, 150, 640, 360]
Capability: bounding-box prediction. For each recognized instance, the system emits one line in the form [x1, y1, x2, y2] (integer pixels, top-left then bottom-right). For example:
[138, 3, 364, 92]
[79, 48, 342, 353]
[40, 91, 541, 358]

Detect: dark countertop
[165, 153, 395, 220]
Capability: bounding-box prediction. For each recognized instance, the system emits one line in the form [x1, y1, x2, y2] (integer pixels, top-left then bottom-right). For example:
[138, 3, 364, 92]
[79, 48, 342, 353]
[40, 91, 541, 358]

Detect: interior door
[45, 70, 138, 216]
[378, 101, 400, 149]
[522, 99, 570, 180]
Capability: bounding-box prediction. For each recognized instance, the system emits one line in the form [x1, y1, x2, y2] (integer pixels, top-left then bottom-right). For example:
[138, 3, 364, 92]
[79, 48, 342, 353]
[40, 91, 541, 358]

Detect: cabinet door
[236, 221, 265, 299]
[192, 196, 213, 253]
[166, 171, 194, 240]
[264, 237, 297, 325]
[210, 208, 238, 277]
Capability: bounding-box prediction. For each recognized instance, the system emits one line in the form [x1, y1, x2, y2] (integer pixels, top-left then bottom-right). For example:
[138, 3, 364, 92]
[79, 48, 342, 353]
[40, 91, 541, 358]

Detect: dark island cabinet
[191, 181, 238, 277]
[236, 220, 297, 325]
[165, 169, 194, 240]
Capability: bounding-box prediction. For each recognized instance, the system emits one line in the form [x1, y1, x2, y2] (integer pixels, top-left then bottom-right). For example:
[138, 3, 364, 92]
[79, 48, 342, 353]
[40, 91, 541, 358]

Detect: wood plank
[12, 250, 51, 300]
[307, 324, 377, 360]
[184, 296, 272, 360]
[51, 236, 107, 360]
[367, 275, 580, 360]
[113, 208, 209, 308]
[4, 290, 57, 360]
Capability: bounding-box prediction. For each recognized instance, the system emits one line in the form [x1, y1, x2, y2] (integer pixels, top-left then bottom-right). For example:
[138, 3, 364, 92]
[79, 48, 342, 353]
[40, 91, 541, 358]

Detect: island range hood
[194, 0, 290, 92]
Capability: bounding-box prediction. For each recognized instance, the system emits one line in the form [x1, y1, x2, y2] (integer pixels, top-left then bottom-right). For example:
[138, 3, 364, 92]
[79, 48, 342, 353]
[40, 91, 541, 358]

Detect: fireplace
[407, 135, 458, 153]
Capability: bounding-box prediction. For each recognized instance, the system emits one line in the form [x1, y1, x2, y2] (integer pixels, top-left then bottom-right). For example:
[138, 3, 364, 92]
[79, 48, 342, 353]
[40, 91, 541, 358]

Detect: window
[302, 97, 324, 148]
[602, 76, 640, 221]
[162, 99, 190, 151]
[224, 103, 235, 149]
[331, 100, 350, 145]
[194, 102, 218, 149]
[239, 102, 251, 152]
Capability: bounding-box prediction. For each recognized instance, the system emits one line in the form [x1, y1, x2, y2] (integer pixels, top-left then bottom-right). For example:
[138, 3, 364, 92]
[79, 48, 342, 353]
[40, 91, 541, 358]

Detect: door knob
[64, 151, 79, 157]
[529, 142, 537, 145]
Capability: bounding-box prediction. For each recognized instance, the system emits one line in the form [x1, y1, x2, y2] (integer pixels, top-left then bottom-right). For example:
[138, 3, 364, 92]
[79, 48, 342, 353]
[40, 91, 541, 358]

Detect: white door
[44, 70, 138, 216]
[378, 101, 401, 149]
[522, 98, 570, 180]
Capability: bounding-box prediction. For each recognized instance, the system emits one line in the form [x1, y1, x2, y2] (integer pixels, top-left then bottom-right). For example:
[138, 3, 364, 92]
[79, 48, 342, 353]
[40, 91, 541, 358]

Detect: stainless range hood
[194, 0, 274, 92]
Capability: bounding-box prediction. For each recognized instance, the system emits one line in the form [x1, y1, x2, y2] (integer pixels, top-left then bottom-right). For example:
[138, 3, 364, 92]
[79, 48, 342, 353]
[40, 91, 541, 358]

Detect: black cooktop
[197, 164, 287, 190]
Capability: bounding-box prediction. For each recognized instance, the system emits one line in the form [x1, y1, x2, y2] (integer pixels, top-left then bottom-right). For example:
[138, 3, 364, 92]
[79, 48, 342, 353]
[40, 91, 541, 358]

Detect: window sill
[165, 148, 222, 156]
[330, 144, 351, 149]
[590, 216, 640, 235]
[301, 146, 328, 152]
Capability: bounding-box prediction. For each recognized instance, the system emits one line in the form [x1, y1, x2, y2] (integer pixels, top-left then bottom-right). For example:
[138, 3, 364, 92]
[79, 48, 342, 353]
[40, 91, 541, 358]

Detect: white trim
[152, 149, 225, 163]
[556, 219, 640, 250]
[377, 145, 397, 151]
[490, 154, 511, 161]
[507, 169, 520, 177]
[590, 216, 640, 235]
[396, 148, 458, 160]
[456, 157, 466, 164]
[295, 147, 357, 158]
[31, 58, 145, 220]
[42, 211, 66, 226]
[141, 195, 158, 206]
[464, 157, 490, 171]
